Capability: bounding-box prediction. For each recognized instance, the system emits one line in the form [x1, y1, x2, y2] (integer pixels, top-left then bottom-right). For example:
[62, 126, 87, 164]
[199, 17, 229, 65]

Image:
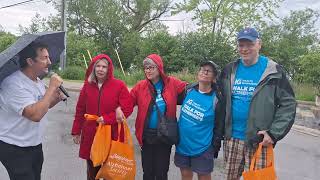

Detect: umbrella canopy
[0, 31, 65, 84]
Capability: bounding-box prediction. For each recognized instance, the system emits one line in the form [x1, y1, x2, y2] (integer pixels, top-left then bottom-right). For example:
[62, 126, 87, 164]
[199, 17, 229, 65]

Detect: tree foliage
[14, 2, 320, 85]
[260, 8, 320, 77]
[0, 31, 16, 52]
[173, 0, 283, 42]
[66, 0, 170, 44]
[66, 32, 103, 67]
[296, 51, 320, 95]
[19, 13, 60, 34]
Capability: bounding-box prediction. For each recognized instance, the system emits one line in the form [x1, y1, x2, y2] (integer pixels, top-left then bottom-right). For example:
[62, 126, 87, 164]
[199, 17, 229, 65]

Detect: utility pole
[60, 0, 67, 70]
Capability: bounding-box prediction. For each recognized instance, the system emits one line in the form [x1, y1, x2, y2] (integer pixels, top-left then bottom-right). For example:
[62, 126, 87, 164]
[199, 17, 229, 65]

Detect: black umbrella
[0, 31, 65, 84]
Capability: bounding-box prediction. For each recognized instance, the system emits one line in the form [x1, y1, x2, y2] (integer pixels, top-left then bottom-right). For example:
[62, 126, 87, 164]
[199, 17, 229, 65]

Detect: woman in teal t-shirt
[175, 61, 224, 180]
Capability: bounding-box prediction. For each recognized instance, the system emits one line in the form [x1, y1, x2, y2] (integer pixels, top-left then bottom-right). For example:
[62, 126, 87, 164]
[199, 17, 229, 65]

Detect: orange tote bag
[96, 119, 136, 180]
[85, 114, 112, 167]
[242, 143, 277, 180]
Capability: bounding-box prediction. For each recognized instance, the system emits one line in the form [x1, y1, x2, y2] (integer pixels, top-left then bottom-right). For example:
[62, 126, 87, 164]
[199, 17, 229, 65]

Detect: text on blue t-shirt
[231, 56, 268, 140]
[176, 88, 216, 156]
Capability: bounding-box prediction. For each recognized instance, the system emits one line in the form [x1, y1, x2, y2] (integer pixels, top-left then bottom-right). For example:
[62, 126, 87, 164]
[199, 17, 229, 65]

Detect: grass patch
[59, 66, 86, 80]
[43, 77, 84, 83]
[169, 69, 196, 83]
[292, 82, 316, 102]
[64, 79, 84, 83]
[113, 68, 145, 86]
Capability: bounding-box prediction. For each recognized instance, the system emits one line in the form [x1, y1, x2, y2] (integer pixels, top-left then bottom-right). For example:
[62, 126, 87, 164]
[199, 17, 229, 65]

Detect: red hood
[85, 54, 114, 82]
[145, 54, 167, 80]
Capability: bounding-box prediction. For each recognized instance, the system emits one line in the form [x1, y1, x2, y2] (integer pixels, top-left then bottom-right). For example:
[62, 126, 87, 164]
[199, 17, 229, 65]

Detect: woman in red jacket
[71, 54, 133, 180]
[118, 54, 186, 180]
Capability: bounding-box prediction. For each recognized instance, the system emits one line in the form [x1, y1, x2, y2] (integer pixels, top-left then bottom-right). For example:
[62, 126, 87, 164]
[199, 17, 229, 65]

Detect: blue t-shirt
[176, 88, 216, 156]
[231, 56, 268, 140]
[148, 80, 166, 129]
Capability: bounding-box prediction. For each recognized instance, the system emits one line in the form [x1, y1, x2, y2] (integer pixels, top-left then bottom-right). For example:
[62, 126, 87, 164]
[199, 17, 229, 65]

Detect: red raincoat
[130, 54, 186, 146]
[71, 54, 133, 160]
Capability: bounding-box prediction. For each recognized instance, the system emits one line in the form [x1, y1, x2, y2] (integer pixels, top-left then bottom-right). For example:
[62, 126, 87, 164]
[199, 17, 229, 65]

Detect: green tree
[66, 32, 103, 67]
[65, 0, 170, 46]
[119, 32, 141, 69]
[172, 0, 283, 70]
[19, 13, 61, 34]
[61, 0, 171, 69]
[135, 31, 180, 72]
[173, 0, 283, 42]
[297, 51, 320, 95]
[134, 31, 236, 73]
[0, 31, 16, 52]
[260, 8, 320, 78]
[120, 0, 171, 33]
[175, 32, 236, 69]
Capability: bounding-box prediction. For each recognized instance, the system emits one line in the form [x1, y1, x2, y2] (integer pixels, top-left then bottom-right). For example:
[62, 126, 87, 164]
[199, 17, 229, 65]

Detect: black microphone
[58, 84, 70, 98]
[48, 72, 70, 98]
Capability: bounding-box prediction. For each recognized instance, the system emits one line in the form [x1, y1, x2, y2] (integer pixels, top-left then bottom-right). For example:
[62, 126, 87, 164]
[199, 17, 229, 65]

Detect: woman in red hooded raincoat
[117, 54, 186, 180]
[71, 54, 133, 180]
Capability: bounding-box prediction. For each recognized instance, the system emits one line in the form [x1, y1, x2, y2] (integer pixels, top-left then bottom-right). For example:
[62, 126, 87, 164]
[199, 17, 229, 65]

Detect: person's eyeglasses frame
[199, 68, 214, 75]
[144, 66, 157, 72]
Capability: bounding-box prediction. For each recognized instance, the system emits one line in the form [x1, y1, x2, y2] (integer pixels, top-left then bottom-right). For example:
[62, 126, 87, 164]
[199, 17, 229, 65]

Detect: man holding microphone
[0, 42, 65, 180]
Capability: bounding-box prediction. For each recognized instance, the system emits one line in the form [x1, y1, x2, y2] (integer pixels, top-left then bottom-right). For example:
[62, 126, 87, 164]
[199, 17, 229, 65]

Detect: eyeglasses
[199, 68, 214, 75]
[144, 66, 157, 72]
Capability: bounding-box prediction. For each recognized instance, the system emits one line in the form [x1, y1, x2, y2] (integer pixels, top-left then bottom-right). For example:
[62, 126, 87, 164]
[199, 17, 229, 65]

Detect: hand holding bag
[242, 143, 277, 180]
[85, 114, 112, 167]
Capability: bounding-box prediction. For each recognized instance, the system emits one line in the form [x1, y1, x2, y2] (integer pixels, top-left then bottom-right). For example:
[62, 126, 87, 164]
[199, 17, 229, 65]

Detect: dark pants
[0, 140, 43, 180]
[141, 141, 172, 180]
[86, 160, 101, 180]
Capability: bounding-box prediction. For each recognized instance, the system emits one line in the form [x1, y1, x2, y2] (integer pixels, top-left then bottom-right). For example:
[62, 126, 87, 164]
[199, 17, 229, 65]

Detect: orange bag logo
[96, 119, 136, 180]
[108, 153, 135, 165]
[104, 151, 136, 178]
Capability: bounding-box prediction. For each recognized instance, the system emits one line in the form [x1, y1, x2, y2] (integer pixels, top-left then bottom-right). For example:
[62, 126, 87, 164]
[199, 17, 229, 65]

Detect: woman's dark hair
[19, 42, 48, 69]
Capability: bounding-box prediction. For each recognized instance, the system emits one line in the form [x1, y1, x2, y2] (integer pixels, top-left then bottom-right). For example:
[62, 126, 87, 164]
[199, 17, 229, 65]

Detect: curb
[292, 124, 320, 137]
[65, 87, 81, 92]
[64, 84, 133, 92]
[297, 100, 316, 106]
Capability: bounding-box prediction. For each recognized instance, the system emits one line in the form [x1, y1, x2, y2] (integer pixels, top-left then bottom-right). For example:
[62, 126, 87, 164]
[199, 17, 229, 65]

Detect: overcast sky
[0, 0, 319, 35]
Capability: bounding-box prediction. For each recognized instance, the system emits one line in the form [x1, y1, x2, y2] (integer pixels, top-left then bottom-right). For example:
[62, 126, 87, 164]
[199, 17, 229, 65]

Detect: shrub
[0, 32, 16, 52]
[169, 69, 196, 83]
[114, 68, 196, 86]
[113, 68, 145, 86]
[297, 52, 320, 95]
[60, 66, 86, 80]
[114, 68, 197, 86]
[292, 82, 316, 102]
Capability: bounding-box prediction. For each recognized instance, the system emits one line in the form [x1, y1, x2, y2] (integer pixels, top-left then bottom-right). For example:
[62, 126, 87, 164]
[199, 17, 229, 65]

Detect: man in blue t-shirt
[219, 27, 296, 180]
[232, 55, 267, 140]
